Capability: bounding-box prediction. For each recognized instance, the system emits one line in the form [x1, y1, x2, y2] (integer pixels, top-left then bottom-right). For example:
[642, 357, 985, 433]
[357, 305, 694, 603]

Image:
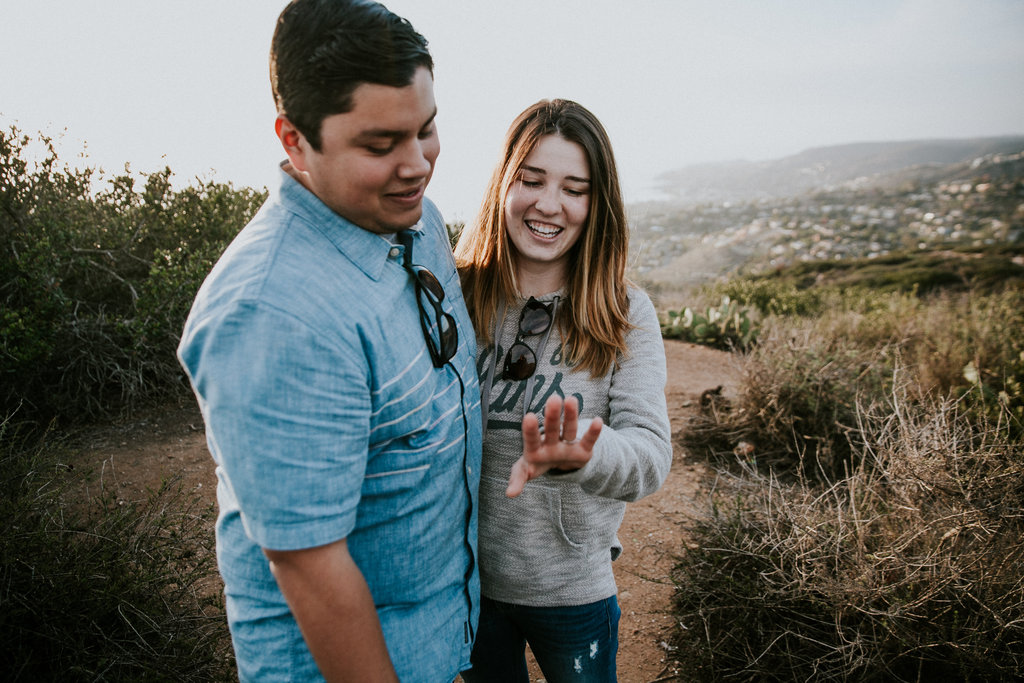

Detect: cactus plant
[661, 296, 758, 350]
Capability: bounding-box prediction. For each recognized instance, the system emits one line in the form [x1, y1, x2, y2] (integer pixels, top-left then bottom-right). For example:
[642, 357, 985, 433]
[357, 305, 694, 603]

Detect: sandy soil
[71, 339, 742, 682]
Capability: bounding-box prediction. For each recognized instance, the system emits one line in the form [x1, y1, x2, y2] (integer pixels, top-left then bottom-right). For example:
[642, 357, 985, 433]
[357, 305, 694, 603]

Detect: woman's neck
[515, 261, 567, 299]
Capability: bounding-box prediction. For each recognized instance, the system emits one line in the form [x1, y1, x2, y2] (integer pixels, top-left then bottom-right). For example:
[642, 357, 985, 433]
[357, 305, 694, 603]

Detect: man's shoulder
[185, 206, 338, 331]
[204, 205, 299, 288]
[421, 196, 442, 222]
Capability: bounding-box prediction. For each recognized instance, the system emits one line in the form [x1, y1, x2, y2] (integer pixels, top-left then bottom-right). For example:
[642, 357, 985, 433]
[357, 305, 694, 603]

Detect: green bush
[446, 220, 464, 249]
[0, 126, 264, 425]
[682, 286, 1024, 480]
[952, 290, 1024, 433]
[0, 126, 251, 680]
[718, 278, 824, 317]
[681, 318, 889, 482]
[738, 246, 1024, 300]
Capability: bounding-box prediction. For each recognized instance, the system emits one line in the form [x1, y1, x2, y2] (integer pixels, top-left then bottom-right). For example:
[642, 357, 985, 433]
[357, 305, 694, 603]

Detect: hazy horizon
[2, 0, 1022, 220]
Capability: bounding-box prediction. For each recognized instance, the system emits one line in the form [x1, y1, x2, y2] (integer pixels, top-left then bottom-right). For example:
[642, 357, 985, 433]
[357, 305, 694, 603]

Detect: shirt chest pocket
[359, 440, 437, 528]
[362, 457, 431, 497]
[362, 374, 443, 494]
[360, 319, 462, 499]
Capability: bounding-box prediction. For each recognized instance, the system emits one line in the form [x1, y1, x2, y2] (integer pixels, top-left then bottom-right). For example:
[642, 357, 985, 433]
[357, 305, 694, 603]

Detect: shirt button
[389, 247, 401, 259]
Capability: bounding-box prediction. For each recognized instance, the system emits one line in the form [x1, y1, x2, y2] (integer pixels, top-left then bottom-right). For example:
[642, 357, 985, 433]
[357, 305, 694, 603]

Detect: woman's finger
[578, 416, 603, 451]
[522, 411, 542, 454]
[542, 396, 563, 447]
[560, 396, 579, 442]
[506, 458, 529, 497]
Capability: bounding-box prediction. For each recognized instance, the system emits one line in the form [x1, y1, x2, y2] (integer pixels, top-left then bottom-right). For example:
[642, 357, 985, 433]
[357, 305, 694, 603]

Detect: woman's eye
[521, 179, 542, 188]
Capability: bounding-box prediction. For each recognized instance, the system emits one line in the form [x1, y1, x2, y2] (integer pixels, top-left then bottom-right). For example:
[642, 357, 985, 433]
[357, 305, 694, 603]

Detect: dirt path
[607, 340, 742, 682]
[72, 340, 742, 682]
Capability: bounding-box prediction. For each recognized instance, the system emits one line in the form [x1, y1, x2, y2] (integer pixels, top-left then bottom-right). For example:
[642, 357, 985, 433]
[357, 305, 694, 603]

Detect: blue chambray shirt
[177, 166, 481, 682]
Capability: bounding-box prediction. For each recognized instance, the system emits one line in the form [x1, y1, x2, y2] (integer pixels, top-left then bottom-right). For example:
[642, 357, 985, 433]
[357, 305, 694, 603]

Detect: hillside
[628, 137, 1024, 299]
[653, 136, 1024, 204]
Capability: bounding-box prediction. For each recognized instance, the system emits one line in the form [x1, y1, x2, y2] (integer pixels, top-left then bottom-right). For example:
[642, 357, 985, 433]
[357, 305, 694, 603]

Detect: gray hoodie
[474, 286, 672, 607]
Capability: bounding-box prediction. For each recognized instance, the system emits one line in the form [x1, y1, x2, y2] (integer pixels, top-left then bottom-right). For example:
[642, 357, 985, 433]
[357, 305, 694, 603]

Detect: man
[177, 1, 481, 680]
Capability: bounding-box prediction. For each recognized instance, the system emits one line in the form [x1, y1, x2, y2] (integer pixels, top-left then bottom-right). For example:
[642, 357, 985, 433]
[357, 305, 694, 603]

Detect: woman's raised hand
[506, 395, 603, 498]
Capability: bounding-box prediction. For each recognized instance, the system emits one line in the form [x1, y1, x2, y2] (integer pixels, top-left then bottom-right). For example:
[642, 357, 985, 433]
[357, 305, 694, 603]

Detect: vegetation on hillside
[1, 127, 252, 680]
[672, 267, 1024, 681]
[1, 125, 266, 426]
[630, 149, 1024, 299]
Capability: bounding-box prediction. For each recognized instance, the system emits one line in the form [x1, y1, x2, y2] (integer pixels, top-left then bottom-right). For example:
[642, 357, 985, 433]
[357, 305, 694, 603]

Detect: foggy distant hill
[654, 136, 1024, 204]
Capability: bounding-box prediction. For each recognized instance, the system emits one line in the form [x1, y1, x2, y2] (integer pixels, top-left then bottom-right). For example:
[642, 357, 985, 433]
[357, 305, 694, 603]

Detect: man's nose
[397, 139, 432, 178]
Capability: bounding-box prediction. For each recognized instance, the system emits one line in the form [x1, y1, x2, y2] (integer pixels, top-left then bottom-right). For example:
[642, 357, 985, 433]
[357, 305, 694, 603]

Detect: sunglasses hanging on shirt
[398, 231, 458, 368]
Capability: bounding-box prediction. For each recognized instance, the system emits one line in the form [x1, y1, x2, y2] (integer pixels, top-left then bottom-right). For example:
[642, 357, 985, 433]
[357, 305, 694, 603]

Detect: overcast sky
[2, 0, 1022, 221]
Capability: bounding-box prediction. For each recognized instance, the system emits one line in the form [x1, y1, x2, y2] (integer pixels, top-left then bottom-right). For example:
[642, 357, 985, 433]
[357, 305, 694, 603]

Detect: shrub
[672, 389, 1024, 681]
[855, 288, 1024, 436]
[0, 413, 233, 681]
[934, 290, 1024, 433]
[674, 278, 1024, 680]
[0, 125, 264, 425]
[749, 247, 1024, 296]
[682, 317, 890, 482]
[447, 221, 464, 249]
[718, 278, 825, 317]
[681, 287, 1024, 480]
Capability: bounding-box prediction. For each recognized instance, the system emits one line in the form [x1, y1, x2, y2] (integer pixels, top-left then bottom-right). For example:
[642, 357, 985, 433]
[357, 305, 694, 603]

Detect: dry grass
[672, 287, 1024, 681]
[674, 388, 1023, 681]
[0, 415, 234, 681]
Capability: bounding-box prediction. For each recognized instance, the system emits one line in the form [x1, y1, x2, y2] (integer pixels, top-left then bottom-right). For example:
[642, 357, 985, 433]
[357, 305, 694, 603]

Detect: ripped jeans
[461, 595, 620, 683]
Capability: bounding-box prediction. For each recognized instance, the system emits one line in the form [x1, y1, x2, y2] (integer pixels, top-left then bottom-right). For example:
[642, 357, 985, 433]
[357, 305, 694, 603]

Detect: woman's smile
[525, 220, 565, 239]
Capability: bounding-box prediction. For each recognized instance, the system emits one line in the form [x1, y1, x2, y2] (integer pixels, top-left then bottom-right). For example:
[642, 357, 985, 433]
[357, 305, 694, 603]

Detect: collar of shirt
[273, 163, 423, 282]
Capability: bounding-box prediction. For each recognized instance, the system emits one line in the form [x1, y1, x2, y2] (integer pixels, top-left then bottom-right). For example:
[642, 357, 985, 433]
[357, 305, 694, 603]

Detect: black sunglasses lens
[415, 267, 445, 302]
[502, 342, 536, 380]
[418, 293, 458, 367]
[439, 313, 458, 359]
[519, 301, 552, 335]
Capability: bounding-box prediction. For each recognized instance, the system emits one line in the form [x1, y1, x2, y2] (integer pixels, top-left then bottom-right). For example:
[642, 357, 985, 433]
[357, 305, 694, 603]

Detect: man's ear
[275, 116, 309, 172]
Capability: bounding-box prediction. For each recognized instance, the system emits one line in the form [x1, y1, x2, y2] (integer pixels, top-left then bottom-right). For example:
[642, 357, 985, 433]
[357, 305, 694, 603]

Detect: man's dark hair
[270, 0, 433, 150]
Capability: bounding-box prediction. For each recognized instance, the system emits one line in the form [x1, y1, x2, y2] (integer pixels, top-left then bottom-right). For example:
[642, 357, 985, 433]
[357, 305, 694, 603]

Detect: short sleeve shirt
[177, 166, 481, 681]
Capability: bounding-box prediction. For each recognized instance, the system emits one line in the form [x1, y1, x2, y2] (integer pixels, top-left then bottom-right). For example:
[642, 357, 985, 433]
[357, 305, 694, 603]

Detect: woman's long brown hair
[454, 99, 632, 377]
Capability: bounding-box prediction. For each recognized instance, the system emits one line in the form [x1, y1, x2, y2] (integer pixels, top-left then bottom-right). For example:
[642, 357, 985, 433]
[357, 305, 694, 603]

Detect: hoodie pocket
[478, 475, 585, 557]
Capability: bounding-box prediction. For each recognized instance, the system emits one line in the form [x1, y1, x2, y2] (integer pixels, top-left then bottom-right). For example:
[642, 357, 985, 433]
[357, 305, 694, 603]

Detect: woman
[455, 99, 672, 682]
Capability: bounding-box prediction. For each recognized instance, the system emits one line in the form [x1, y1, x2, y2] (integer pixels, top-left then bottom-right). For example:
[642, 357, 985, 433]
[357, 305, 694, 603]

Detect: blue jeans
[462, 595, 620, 683]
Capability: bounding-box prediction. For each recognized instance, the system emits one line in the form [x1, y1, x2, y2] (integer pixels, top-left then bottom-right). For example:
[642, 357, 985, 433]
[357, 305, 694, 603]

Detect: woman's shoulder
[624, 284, 658, 324]
[625, 283, 652, 303]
